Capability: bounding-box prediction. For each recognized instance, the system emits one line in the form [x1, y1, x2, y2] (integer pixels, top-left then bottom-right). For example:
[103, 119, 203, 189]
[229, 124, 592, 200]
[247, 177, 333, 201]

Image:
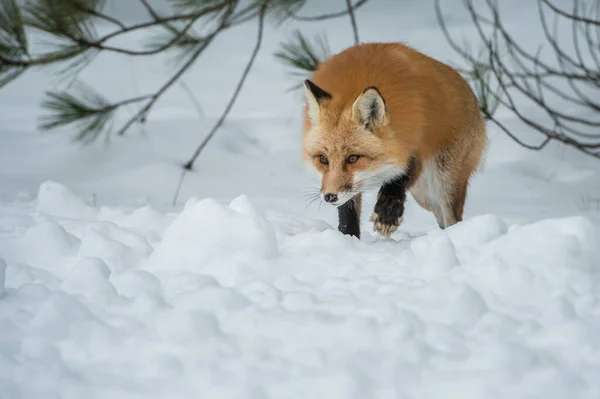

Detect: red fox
[302, 42, 487, 239]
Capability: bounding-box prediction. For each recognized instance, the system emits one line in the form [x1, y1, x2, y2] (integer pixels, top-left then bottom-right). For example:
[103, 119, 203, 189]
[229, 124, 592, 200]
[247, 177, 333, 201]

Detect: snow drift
[1, 181, 599, 399]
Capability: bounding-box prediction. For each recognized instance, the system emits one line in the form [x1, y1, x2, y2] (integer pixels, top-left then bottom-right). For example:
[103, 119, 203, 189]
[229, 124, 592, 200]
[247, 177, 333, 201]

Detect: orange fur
[302, 42, 487, 236]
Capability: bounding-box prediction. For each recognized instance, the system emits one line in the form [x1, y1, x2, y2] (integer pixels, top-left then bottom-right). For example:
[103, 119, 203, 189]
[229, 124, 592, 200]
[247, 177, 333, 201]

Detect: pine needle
[0, 0, 29, 87]
[265, 0, 307, 24]
[0, 0, 28, 54]
[0, 65, 26, 89]
[167, 0, 225, 13]
[274, 29, 330, 90]
[23, 0, 97, 41]
[39, 80, 116, 144]
[143, 22, 208, 67]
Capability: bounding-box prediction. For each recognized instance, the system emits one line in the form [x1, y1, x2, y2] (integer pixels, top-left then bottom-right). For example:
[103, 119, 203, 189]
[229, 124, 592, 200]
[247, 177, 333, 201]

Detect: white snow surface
[2, 0, 600, 398]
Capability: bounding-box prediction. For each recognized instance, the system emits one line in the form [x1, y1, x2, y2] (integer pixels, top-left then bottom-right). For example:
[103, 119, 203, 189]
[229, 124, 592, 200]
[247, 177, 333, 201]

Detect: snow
[2, 184, 600, 398]
[1, 0, 600, 398]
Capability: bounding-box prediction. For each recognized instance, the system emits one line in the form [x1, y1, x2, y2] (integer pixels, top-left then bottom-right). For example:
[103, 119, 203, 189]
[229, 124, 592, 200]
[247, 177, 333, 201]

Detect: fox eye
[319, 155, 329, 165]
[346, 155, 360, 164]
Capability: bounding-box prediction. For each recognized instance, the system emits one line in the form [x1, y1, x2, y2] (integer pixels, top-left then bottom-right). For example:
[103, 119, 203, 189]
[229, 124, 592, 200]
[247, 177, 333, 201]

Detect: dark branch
[290, 0, 370, 21]
[435, 0, 600, 159]
[77, 5, 126, 29]
[184, 5, 268, 170]
[346, 0, 359, 44]
[115, 7, 235, 136]
[139, 0, 161, 21]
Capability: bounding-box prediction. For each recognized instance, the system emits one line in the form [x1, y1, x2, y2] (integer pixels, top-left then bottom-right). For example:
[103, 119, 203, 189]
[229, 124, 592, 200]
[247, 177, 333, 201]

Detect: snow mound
[145, 196, 279, 275]
[36, 181, 98, 220]
[60, 257, 116, 302]
[16, 220, 80, 276]
[1, 186, 600, 398]
[77, 223, 150, 273]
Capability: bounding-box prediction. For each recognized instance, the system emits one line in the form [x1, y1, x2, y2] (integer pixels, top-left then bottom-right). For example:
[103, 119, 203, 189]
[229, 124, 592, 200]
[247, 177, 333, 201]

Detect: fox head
[302, 79, 405, 207]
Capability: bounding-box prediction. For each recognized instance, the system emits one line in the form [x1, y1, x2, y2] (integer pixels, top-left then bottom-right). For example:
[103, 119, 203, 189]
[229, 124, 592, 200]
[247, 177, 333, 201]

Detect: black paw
[370, 196, 405, 238]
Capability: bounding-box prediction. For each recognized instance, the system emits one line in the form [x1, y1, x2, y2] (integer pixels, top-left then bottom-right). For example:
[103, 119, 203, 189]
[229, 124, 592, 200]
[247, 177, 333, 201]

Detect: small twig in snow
[172, 168, 187, 207]
[170, 80, 207, 205]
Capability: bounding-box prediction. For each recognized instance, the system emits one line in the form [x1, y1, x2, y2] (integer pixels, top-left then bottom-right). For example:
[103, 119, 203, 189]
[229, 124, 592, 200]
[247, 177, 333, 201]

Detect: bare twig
[540, 0, 600, 26]
[435, 0, 600, 159]
[115, 35, 212, 135]
[172, 168, 187, 207]
[139, 0, 161, 21]
[178, 80, 205, 118]
[115, 6, 236, 136]
[183, 5, 268, 170]
[290, 0, 370, 21]
[171, 79, 207, 205]
[0, 7, 223, 64]
[77, 5, 126, 29]
[346, 0, 360, 44]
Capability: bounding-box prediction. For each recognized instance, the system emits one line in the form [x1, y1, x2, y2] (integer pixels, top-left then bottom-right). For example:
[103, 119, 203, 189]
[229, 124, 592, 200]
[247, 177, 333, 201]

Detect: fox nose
[323, 193, 338, 203]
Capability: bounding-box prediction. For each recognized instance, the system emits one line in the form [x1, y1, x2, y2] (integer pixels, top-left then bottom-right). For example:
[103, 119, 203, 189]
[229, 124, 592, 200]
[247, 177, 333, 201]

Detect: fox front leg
[370, 174, 409, 238]
[338, 193, 362, 238]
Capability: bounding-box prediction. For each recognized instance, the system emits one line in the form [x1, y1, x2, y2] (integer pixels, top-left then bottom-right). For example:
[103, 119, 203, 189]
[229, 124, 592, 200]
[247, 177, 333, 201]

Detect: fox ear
[303, 79, 331, 124]
[352, 86, 387, 131]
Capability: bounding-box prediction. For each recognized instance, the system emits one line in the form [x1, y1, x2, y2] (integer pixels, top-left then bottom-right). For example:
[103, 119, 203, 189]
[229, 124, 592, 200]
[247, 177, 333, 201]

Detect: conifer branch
[289, 0, 370, 21]
[76, 4, 126, 29]
[115, 9, 234, 137]
[1, 0, 369, 148]
[346, 0, 359, 44]
[139, 0, 162, 21]
[39, 81, 153, 144]
[183, 4, 268, 170]
[0, 0, 29, 87]
[274, 30, 331, 89]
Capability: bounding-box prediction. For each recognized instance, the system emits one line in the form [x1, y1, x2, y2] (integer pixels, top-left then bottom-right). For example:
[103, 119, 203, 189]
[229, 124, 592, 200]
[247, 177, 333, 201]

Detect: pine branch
[4, 0, 354, 147]
[81, 9, 125, 29]
[178, 80, 205, 118]
[183, 4, 268, 170]
[0, 2, 225, 64]
[0, 0, 29, 87]
[289, 0, 370, 21]
[0, 0, 28, 54]
[142, 20, 208, 64]
[140, 0, 213, 58]
[75, 1, 125, 29]
[274, 30, 331, 89]
[167, 0, 227, 13]
[58, 3, 224, 58]
[346, 0, 359, 44]
[39, 81, 152, 144]
[0, 65, 26, 89]
[114, 3, 237, 137]
[29, 0, 272, 143]
[264, 0, 307, 23]
[0, 0, 267, 77]
[139, 0, 162, 20]
[114, 1, 289, 138]
[96, 9, 215, 43]
[16, 0, 104, 78]
[23, 0, 98, 42]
